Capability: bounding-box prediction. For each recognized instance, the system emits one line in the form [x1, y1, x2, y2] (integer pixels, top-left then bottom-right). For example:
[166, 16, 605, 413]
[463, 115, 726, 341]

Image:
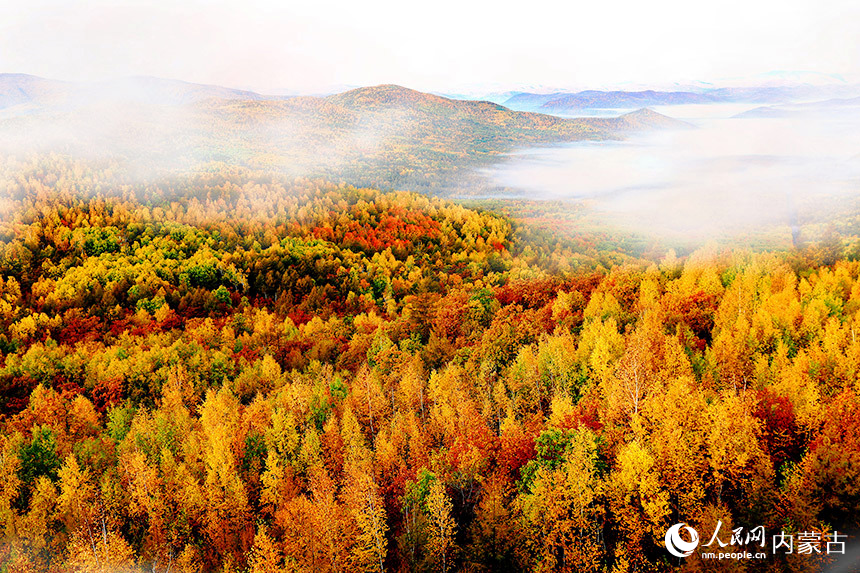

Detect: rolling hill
[0, 73, 73, 109]
[0, 76, 686, 195]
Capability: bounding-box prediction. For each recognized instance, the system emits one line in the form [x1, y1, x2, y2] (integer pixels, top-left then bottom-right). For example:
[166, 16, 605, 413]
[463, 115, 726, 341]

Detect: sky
[1, 0, 859, 94]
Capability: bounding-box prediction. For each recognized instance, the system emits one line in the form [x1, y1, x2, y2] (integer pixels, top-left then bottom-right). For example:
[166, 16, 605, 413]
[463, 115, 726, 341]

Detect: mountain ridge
[0, 73, 289, 109]
[503, 84, 860, 112]
[0, 75, 688, 196]
[734, 95, 860, 118]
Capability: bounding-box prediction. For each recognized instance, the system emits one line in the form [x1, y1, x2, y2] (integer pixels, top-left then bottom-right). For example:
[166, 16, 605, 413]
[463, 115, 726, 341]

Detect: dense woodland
[0, 156, 858, 572]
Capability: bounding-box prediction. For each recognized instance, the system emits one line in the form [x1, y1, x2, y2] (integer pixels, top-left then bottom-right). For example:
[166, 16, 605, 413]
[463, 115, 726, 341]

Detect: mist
[0, 85, 410, 192]
[486, 103, 860, 244]
[4, 83, 860, 250]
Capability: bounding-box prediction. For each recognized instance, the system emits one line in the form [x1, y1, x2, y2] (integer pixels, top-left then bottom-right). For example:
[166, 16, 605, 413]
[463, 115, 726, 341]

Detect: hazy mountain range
[5, 73, 860, 114]
[501, 84, 860, 112]
[0, 75, 689, 195]
[734, 95, 860, 118]
[0, 73, 282, 110]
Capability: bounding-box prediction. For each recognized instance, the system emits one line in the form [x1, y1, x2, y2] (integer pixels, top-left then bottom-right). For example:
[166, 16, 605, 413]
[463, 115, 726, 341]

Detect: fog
[0, 93, 405, 189]
[4, 89, 860, 248]
[0, 92, 229, 188]
[487, 103, 860, 243]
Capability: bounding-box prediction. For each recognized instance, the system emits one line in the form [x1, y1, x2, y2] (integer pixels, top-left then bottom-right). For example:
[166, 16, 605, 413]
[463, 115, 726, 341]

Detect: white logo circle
[665, 523, 699, 558]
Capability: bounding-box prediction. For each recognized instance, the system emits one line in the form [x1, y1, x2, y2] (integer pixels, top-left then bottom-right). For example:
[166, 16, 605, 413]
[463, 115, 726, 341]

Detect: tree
[199, 387, 252, 560]
[16, 425, 60, 506]
[66, 527, 137, 573]
[797, 390, 860, 529]
[426, 479, 456, 573]
[518, 430, 604, 573]
[247, 526, 285, 573]
[347, 474, 387, 573]
[606, 440, 670, 571]
[466, 474, 523, 570]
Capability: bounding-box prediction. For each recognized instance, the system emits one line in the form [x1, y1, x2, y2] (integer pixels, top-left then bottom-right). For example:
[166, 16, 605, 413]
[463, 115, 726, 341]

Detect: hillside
[584, 107, 693, 131]
[0, 78, 686, 195]
[0, 73, 72, 109]
[328, 84, 584, 129]
[322, 84, 615, 145]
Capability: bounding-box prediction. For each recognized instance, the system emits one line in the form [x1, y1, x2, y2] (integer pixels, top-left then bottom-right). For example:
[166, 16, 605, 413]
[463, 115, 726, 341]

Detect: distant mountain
[503, 92, 571, 111]
[734, 95, 860, 119]
[503, 84, 860, 113]
[325, 84, 606, 134]
[588, 108, 694, 131]
[732, 106, 796, 119]
[0, 73, 72, 109]
[705, 85, 859, 104]
[463, 90, 524, 105]
[328, 84, 457, 109]
[322, 85, 687, 142]
[85, 76, 274, 105]
[0, 77, 687, 194]
[513, 90, 717, 112]
[0, 73, 282, 110]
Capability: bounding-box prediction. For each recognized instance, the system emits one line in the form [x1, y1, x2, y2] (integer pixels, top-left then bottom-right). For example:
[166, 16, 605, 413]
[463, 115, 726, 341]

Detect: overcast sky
[1, 0, 858, 94]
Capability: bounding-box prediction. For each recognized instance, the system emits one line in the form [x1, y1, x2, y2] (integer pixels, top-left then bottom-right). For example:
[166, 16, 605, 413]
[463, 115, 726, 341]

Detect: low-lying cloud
[487, 103, 860, 243]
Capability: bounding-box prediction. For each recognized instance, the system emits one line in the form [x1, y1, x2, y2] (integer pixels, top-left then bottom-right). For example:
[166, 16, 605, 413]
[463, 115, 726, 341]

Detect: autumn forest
[0, 148, 857, 573]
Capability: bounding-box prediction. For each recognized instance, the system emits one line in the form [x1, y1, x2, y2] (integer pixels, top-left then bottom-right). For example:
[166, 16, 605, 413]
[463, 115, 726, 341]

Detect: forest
[0, 155, 858, 573]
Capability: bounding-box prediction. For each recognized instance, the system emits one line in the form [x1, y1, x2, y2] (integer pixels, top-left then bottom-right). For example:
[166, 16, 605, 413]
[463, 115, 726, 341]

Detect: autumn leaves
[1, 162, 859, 572]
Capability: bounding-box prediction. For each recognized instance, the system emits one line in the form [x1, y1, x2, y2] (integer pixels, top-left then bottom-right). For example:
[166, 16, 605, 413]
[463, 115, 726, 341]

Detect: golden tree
[426, 479, 457, 573]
